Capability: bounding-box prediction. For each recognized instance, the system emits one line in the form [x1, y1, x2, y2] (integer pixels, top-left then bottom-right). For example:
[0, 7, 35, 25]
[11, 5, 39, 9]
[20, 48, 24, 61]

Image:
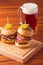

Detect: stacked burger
[1, 24, 16, 44]
[15, 24, 34, 48]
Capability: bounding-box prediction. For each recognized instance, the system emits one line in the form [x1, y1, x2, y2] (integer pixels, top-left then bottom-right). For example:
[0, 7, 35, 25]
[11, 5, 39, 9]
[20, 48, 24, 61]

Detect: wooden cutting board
[0, 39, 42, 63]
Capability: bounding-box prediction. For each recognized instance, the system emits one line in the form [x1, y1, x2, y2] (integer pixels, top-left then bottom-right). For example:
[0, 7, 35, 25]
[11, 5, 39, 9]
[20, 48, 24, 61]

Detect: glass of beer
[18, 3, 38, 33]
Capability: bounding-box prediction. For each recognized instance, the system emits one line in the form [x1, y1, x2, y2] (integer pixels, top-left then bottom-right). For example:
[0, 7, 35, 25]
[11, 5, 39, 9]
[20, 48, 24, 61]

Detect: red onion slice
[17, 36, 25, 43]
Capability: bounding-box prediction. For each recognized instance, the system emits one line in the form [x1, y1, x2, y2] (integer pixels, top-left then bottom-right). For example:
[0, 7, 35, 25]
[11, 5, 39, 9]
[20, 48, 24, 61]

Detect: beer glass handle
[0, 27, 2, 39]
[18, 6, 25, 24]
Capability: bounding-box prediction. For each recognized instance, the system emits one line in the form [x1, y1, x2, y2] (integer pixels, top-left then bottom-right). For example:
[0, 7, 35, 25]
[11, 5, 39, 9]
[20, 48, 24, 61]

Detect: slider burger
[15, 24, 34, 48]
[1, 24, 16, 43]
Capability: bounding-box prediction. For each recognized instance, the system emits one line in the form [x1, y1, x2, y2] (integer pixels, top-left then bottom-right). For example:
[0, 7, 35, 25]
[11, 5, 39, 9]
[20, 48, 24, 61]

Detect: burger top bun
[18, 24, 34, 36]
[1, 24, 16, 35]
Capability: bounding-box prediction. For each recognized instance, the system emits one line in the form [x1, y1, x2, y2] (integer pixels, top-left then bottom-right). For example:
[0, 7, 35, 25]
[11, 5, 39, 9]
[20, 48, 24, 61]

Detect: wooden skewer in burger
[1, 17, 16, 43]
[15, 24, 34, 48]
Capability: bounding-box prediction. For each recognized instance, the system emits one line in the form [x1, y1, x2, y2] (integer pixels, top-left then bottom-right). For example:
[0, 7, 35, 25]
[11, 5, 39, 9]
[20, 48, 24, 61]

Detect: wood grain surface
[0, 0, 43, 65]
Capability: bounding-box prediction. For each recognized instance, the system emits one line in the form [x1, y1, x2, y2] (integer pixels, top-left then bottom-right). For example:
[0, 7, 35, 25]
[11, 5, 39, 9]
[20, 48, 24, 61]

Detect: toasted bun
[15, 41, 31, 48]
[1, 28, 16, 35]
[1, 38, 15, 44]
[18, 28, 34, 36]
[1, 24, 16, 35]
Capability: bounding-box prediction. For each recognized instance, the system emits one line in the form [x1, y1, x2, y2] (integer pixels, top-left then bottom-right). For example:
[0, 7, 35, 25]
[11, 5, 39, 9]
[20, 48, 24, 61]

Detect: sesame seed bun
[18, 27, 34, 36]
[1, 28, 16, 35]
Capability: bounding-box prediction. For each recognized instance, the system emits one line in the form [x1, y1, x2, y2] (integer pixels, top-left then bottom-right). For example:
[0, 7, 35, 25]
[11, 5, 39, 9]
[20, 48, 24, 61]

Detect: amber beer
[25, 13, 37, 30]
[18, 3, 38, 30]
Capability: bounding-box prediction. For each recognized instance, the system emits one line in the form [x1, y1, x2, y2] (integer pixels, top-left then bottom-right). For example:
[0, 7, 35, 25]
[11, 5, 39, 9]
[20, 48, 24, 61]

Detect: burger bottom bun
[15, 41, 31, 48]
[18, 28, 34, 36]
[1, 38, 15, 44]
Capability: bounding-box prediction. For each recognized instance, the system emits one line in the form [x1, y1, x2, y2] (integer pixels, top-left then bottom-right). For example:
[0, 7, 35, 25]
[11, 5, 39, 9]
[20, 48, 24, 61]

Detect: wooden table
[0, 0, 43, 65]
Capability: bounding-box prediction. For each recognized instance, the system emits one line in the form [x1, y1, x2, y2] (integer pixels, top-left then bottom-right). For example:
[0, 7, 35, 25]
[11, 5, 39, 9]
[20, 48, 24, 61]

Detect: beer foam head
[22, 3, 38, 14]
